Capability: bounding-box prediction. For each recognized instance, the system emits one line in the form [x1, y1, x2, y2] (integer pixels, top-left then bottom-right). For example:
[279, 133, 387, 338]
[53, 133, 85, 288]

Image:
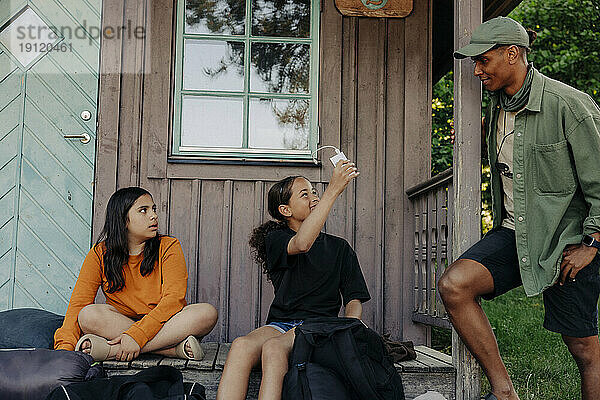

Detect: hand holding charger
[311, 145, 358, 198]
[329, 150, 349, 167]
[312, 146, 358, 177]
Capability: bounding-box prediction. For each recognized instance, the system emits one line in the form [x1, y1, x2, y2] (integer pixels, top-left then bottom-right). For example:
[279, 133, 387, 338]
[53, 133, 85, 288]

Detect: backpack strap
[116, 366, 185, 398]
[289, 329, 315, 366]
[60, 385, 73, 400]
[332, 328, 383, 400]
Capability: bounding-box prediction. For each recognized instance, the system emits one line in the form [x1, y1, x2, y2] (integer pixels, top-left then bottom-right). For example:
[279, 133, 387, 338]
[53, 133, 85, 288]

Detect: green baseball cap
[454, 17, 530, 59]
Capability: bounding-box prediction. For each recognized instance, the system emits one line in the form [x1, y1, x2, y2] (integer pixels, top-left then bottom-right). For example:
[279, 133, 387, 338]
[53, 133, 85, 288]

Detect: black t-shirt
[264, 227, 371, 323]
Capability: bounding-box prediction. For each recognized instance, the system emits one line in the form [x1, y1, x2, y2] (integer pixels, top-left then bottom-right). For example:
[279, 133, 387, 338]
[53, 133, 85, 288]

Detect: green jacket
[487, 68, 600, 296]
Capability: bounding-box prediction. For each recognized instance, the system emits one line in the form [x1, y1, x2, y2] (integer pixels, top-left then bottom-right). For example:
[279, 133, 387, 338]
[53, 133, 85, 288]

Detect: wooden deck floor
[102, 343, 455, 400]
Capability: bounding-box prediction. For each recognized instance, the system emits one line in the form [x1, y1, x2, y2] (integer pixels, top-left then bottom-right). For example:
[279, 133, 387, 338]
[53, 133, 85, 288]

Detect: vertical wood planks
[406, 173, 452, 329]
[419, 196, 427, 314]
[318, 0, 343, 181]
[91, 0, 438, 344]
[426, 190, 436, 318]
[453, 0, 483, 397]
[197, 181, 226, 342]
[219, 181, 233, 341]
[435, 186, 447, 317]
[316, 0, 343, 239]
[413, 201, 420, 314]
[143, 0, 173, 180]
[354, 17, 384, 329]
[251, 181, 264, 328]
[403, 0, 432, 188]
[373, 21, 388, 333]
[117, 0, 147, 188]
[384, 16, 406, 338]
[341, 17, 358, 245]
[259, 181, 274, 325]
[168, 180, 200, 304]
[401, 0, 432, 343]
[227, 181, 256, 339]
[94, 0, 124, 240]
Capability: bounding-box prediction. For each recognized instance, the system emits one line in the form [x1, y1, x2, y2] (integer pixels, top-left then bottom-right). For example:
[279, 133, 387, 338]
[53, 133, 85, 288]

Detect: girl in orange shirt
[54, 187, 218, 361]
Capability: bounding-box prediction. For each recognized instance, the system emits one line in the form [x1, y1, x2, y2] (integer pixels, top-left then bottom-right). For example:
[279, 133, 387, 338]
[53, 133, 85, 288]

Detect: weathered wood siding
[95, 0, 432, 342]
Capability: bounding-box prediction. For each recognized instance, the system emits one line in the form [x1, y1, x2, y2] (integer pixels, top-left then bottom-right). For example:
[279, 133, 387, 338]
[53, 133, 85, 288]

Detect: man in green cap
[438, 16, 600, 400]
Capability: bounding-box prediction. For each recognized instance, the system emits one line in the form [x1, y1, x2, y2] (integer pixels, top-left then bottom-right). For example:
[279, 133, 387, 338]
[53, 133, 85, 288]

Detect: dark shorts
[458, 226, 600, 338]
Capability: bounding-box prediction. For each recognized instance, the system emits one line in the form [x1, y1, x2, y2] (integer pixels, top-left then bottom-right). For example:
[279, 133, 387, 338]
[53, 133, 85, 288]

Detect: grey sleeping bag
[0, 349, 104, 400]
[0, 308, 64, 349]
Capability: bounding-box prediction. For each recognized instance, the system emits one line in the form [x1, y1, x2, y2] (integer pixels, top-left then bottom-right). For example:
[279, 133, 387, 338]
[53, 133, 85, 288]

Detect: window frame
[171, 0, 320, 161]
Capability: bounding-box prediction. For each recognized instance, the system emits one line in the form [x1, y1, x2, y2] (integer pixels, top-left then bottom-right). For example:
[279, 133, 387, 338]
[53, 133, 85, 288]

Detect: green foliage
[431, 0, 600, 233]
[431, 74, 494, 232]
[432, 288, 583, 399]
[481, 288, 581, 399]
[431, 6, 600, 396]
[510, 0, 600, 104]
[431, 72, 454, 176]
[431, 326, 452, 355]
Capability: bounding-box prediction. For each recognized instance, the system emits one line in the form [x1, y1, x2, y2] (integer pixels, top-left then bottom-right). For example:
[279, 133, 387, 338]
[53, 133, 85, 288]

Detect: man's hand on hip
[559, 244, 597, 285]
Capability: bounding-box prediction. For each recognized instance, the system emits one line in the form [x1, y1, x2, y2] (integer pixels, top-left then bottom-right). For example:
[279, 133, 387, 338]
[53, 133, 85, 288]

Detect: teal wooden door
[0, 1, 101, 313]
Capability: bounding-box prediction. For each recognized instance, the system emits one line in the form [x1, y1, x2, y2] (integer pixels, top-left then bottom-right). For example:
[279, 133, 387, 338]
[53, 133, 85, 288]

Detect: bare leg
[258, 329, 296, 400]
[438, 259, 519, 400]
[77, 303, 218, 358]
[216, 326, 282, 400]
[562, 335, 600, 400]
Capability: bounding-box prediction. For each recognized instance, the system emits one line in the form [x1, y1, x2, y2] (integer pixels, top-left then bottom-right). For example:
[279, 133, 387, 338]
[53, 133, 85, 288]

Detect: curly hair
[249, 176, 303, 279]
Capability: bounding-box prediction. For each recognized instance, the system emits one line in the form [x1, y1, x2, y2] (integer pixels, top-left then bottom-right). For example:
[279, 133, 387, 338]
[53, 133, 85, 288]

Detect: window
[172, 0, 320, 160]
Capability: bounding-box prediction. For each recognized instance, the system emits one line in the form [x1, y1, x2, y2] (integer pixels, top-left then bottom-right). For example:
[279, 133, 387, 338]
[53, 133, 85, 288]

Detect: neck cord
[497, 111, 513, 160]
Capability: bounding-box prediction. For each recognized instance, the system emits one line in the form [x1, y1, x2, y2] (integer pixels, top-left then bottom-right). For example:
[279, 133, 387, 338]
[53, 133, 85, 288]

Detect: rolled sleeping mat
[0, 348, 104, 400]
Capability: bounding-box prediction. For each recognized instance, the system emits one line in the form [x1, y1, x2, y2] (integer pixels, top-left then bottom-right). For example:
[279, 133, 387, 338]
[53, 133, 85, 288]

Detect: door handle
[63, 133, 91, 144]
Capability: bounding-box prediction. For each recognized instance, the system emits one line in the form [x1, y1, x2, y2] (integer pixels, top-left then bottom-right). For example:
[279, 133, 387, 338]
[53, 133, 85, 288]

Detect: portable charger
[311, 146, 357, 176]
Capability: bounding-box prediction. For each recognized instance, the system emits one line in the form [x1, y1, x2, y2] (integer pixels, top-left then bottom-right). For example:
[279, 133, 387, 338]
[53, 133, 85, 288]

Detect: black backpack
[45, 366, 206, 400]
[282, 317, 405, 400]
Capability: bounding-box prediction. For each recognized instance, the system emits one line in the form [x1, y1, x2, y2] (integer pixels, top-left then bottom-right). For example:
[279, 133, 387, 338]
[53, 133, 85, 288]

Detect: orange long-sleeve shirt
[54, 236, 188, 351]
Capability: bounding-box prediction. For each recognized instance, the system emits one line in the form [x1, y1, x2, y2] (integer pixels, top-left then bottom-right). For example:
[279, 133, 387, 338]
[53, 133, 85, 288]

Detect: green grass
[432, 288, 583, 399]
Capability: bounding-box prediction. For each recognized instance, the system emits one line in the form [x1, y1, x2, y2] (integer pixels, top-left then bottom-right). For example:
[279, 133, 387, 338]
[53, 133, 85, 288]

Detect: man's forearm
[344, 299, 362, 319]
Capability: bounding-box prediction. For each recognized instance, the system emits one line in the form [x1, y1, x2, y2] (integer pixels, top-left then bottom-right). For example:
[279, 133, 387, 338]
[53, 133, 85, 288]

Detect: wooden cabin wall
[95, 0, 432, 342]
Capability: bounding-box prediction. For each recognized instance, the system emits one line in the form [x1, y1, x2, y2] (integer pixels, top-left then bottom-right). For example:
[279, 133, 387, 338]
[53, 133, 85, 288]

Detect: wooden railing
[406, 168, 453, 329]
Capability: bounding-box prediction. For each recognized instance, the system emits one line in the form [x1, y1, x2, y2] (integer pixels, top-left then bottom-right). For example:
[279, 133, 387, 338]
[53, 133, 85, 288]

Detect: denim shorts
[265, 320, 304, 334]
[458, 227, 600, 338]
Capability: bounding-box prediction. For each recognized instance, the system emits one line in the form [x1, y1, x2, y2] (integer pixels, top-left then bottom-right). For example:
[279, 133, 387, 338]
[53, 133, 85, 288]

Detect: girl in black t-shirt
[216, 161, 371, 400]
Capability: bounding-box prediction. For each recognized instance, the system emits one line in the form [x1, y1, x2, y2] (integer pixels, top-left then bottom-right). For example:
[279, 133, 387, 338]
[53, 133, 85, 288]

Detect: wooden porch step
[102, 343, 455, 400]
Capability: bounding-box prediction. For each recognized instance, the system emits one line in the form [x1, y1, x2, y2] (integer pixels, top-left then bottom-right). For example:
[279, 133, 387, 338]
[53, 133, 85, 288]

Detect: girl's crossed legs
[217, 326, 296, 400]
[77, 303, 218, 360]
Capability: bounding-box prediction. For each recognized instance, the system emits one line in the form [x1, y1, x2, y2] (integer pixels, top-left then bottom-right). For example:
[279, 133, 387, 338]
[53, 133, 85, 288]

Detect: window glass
[248, 98, 310, 150]
[174, 0, 318, 159]
[185, 0, 246, 35]
[181, 96, 244, 148]
[184, 40, 245, 91]
[251, 0, 310, 38]
[249, 42, 310, 93]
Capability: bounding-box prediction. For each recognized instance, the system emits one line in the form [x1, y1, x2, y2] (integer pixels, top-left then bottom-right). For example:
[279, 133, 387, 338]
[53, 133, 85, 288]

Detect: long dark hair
[249, 176, 303, 278]
[96, 187, 161, 293]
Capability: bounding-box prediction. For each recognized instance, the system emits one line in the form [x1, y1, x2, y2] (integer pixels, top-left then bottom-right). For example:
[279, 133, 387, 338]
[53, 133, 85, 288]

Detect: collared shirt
[486, 67, 600, 296]
[496, 109, 518, 230]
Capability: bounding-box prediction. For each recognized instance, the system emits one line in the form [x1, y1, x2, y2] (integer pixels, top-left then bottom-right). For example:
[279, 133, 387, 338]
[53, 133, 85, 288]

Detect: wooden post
[452, 0, 482, 399]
